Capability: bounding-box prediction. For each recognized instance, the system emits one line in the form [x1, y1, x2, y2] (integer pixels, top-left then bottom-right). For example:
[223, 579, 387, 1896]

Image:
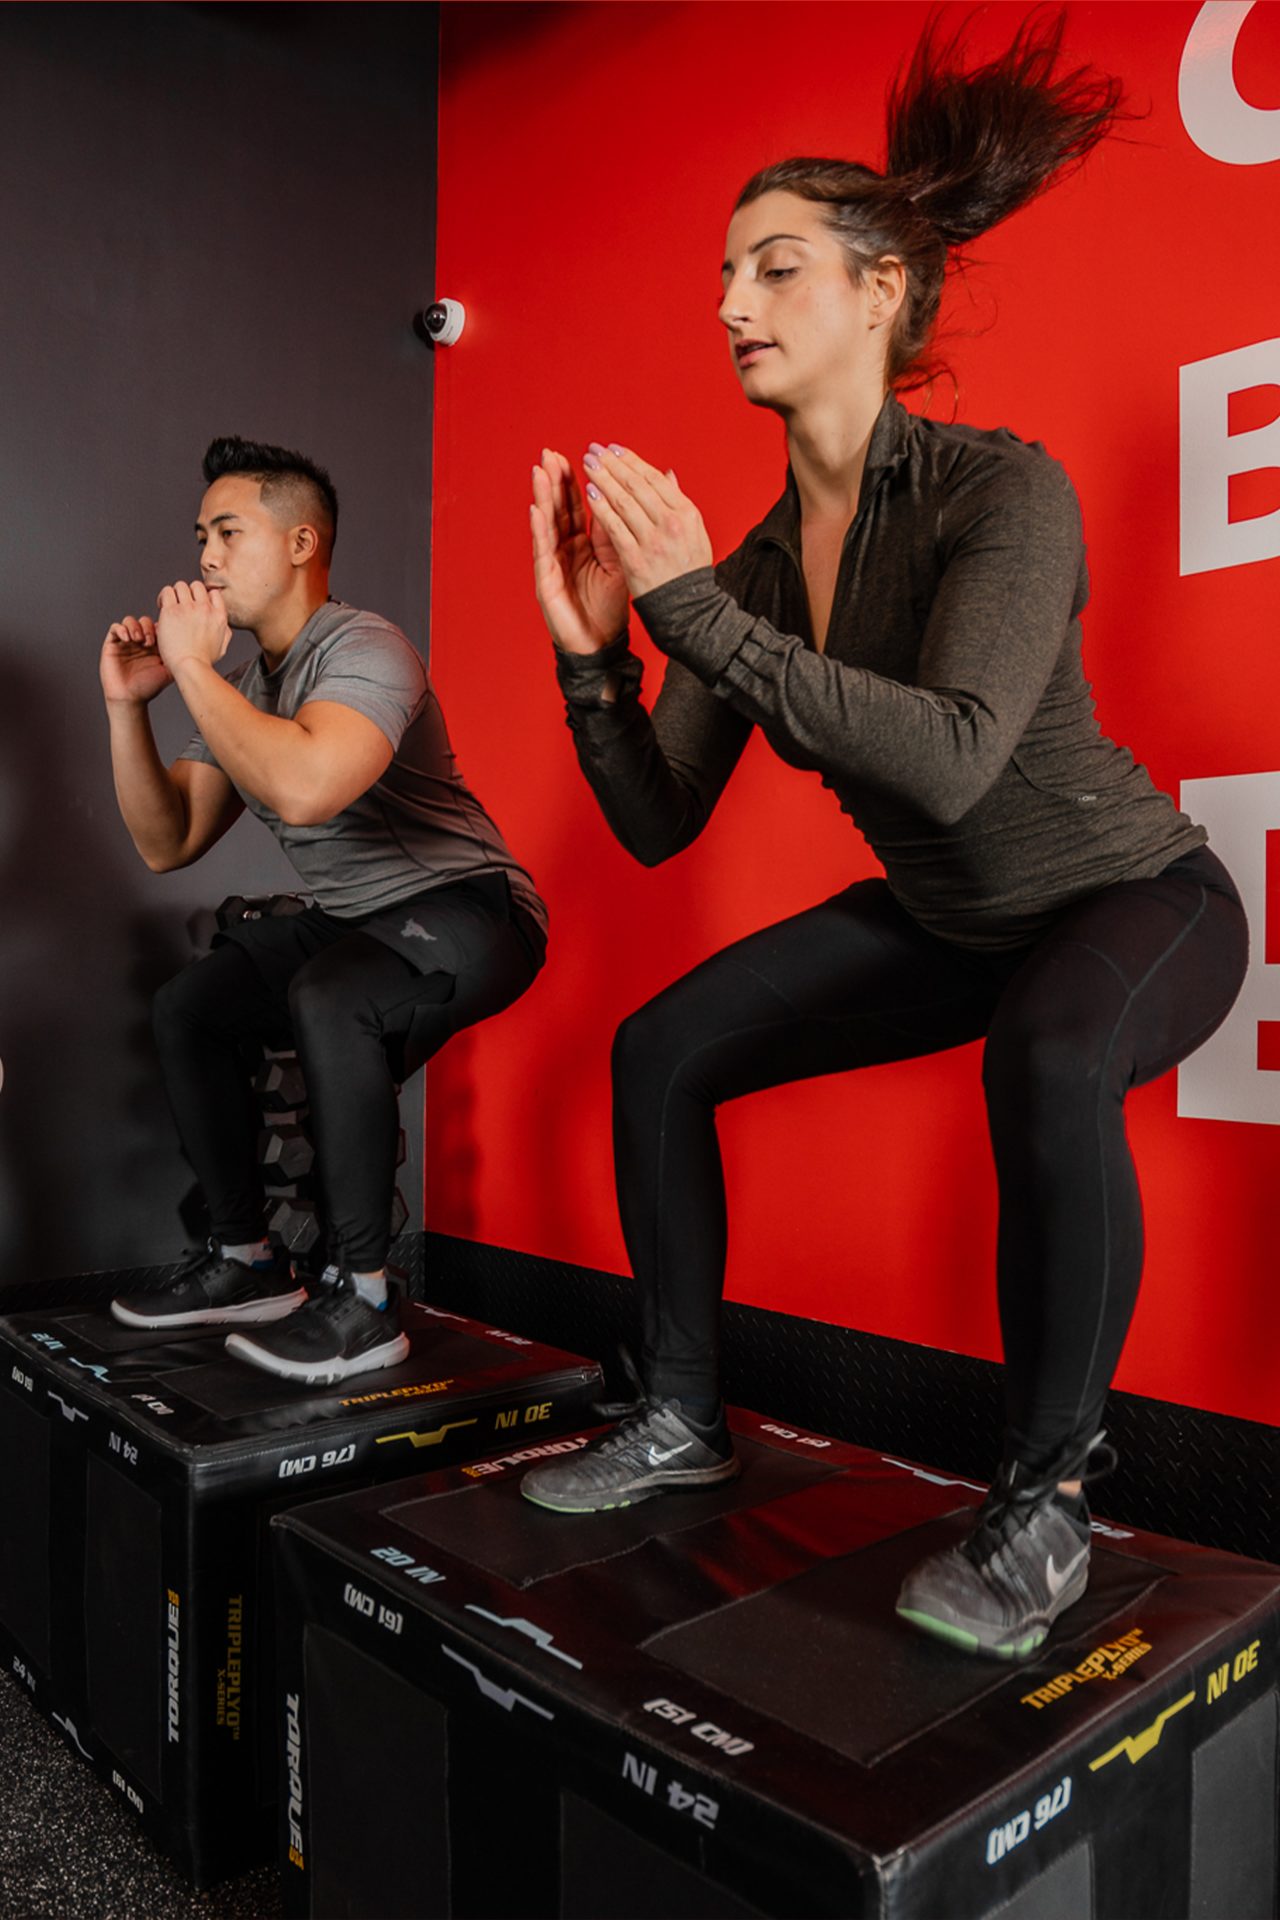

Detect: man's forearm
[107, 703, 194, 870]
[170, 659, 307, 820]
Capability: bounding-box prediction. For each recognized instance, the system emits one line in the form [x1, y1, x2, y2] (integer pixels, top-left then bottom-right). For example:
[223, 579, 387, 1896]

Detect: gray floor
[0, 1672, 281, 1920]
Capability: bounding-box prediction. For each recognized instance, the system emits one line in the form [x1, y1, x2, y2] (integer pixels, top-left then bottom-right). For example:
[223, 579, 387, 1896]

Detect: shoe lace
[592, 1346, 650, 1422]
[308, 1280, 365, 1326]
[173, 1239, 221, 1280]
[586, 1349, 678, 1459]
[966, 1432, 1117, 1568]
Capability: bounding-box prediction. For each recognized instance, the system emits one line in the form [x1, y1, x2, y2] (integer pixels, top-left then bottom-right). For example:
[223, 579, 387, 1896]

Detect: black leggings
[153, 878, 543, 1271]
[612, 845, 1247, 1469]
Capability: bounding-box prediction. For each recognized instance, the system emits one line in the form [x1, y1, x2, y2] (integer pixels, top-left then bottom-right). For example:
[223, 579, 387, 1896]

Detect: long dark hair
[735, 10, 1124, 388]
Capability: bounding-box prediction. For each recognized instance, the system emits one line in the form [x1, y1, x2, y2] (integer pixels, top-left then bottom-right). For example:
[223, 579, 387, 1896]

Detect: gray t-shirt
[179, 600, 546, 933]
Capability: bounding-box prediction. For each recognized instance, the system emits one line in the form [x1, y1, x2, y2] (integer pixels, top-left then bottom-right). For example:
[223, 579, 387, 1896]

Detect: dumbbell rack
[214, 896, 411, 1277]
[257, 1045, 409, 1274]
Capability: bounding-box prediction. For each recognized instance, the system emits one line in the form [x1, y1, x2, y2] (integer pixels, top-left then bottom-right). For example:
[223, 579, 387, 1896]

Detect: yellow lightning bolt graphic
[376, 1418, 479, 1450]
[1088, 1691, 1196, 1771]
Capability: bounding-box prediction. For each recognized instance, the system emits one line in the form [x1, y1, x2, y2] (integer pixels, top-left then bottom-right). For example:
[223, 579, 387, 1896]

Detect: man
[101, 437, 546, 1385]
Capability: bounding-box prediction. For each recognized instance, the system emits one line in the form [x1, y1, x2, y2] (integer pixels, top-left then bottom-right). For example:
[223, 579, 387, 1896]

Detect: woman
[523, 17, 1248, 1659]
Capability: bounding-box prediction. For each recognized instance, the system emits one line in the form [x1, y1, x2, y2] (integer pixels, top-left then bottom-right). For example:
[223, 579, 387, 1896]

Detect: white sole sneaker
[223, 1328, 410, 1386]
[110, 1287, 308, 1331]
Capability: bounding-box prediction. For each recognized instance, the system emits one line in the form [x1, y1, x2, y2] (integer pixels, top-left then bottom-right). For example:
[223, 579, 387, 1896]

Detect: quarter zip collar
[752, 392, 917, 561]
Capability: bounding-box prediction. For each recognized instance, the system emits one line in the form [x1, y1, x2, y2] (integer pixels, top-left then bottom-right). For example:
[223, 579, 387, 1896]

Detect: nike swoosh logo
[1045, 1548, 1087, 1599]
[647, 1441, 693, 1465]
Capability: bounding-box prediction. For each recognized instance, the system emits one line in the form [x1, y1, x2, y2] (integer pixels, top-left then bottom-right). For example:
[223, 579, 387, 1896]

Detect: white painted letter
[1178, 772, 1280, 1124]
[1179, 2, 1280, 165]
[1180, 340, 1280, 575]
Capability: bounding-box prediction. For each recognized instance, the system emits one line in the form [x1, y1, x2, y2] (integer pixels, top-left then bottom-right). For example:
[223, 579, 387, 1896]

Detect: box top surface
[0, 1301, 599, 1459]
[275, 1409, 1280, 1869]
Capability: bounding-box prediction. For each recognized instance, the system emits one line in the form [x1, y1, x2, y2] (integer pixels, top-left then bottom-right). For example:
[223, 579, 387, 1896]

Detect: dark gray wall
[0, 3, 437, 1278]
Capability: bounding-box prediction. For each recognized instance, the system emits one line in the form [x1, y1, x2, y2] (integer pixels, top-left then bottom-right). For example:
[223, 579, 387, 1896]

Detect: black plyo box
[273, 1411, 1280, 1920]
[0, 1295, 600, 1887]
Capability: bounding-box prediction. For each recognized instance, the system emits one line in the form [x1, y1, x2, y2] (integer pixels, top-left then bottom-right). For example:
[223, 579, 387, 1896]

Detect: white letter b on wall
[1180, 339, 1280, 575]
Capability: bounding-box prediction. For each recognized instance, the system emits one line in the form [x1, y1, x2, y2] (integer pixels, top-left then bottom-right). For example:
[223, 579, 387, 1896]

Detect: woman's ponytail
[887, 11, 1123, 248]
[735, 10, 1125, 387]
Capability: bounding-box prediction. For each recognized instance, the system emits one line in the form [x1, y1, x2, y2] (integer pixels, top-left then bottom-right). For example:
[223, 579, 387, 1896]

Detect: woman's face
[719, 189, 891, 411]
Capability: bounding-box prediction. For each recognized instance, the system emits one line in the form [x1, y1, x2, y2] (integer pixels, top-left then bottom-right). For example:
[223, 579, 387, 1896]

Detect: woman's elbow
[615, 815, 702, 868]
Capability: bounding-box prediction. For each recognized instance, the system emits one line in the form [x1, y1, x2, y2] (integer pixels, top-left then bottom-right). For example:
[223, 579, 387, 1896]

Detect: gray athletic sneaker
[896, 1436, 1115, 1660]
[522, 1399, 739, 1513]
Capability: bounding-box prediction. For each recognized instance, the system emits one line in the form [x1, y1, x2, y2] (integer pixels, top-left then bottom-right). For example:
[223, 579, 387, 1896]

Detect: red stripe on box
[1257, 1023, 1280, 1073]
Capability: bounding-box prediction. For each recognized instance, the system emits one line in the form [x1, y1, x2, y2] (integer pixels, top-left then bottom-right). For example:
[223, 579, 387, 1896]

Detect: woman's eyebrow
[722, 233, 812, 273]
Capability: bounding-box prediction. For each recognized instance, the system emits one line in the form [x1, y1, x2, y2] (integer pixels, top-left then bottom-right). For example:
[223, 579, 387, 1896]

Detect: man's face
[195, 475, 296, 631]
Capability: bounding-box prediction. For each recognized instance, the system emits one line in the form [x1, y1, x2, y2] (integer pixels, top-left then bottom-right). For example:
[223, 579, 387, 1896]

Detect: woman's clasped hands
[531, 443, 712, 656]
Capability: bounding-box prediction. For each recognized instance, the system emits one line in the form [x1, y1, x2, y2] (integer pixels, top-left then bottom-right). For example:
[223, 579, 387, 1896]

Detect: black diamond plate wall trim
[417, 1232, 1278, 1568]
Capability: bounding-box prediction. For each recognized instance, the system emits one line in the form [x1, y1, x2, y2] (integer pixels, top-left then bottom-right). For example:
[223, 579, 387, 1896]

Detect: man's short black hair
[202, 436, 339, 559]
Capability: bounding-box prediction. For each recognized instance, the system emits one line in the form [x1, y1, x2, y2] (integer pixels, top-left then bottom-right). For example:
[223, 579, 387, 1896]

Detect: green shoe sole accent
[896, 1606, 1048, 1660]
[896, 1607, 981, 1653]
[519, 1489, 636, 1514]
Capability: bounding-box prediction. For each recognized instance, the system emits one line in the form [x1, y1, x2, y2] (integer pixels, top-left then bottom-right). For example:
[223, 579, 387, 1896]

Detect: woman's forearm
[556, 640, 749, 865]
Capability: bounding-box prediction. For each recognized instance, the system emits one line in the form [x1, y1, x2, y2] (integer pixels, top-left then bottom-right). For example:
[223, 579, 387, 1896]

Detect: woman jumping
[524, 16, 1247, 1659]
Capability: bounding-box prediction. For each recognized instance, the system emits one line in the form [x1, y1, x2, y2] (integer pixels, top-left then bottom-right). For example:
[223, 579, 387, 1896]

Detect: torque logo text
[165, 1590, 180, 1745]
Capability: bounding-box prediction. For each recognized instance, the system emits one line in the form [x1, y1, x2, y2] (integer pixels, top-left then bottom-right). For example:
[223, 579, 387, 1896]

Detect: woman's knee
[612, 1001, 661, 1092]
[612, 987, 725, 1114]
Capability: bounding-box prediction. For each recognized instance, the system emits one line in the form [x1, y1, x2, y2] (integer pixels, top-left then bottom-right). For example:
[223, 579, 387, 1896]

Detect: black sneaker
[111, 1241, 306, 1331]
[895, 1435, 1116, 1660]
[522, 1396, 739, 1513]
[224, 1276, 410, 1385]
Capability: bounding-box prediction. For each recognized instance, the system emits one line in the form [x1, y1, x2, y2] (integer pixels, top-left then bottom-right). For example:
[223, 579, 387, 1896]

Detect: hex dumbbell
[259, 1124, 315, 1187]
[255, 1056, 308, 1114]
[268, 1196, 320, 1254]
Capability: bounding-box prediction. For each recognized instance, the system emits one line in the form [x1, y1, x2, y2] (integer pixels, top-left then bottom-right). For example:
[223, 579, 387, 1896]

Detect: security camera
[413, 299, 466, 348]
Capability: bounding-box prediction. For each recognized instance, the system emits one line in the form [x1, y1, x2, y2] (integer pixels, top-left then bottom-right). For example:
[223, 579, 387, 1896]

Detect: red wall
[429, 1, 1280, 1428]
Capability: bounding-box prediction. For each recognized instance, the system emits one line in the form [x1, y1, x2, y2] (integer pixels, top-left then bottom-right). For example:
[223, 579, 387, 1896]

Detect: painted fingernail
[586, 483, 601, 502]
[583, 452, 600, 471]
[608, 444, 625, 457]
[588, 441, 608, 455]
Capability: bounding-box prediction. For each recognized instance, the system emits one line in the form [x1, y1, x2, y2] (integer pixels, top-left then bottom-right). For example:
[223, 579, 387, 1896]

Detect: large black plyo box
[0, 1295, 600, 1887]
[273, 1411, 1280, 1920]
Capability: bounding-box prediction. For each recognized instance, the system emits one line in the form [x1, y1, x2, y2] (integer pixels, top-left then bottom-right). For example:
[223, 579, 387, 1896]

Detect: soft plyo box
[272, 1412, 1279, 1920]
[0, 1293, 600, 1887]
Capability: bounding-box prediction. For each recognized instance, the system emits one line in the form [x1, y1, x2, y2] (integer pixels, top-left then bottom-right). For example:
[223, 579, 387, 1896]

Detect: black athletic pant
[153, 876, 544, 1273]
[612, 845, 1247, 1470]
